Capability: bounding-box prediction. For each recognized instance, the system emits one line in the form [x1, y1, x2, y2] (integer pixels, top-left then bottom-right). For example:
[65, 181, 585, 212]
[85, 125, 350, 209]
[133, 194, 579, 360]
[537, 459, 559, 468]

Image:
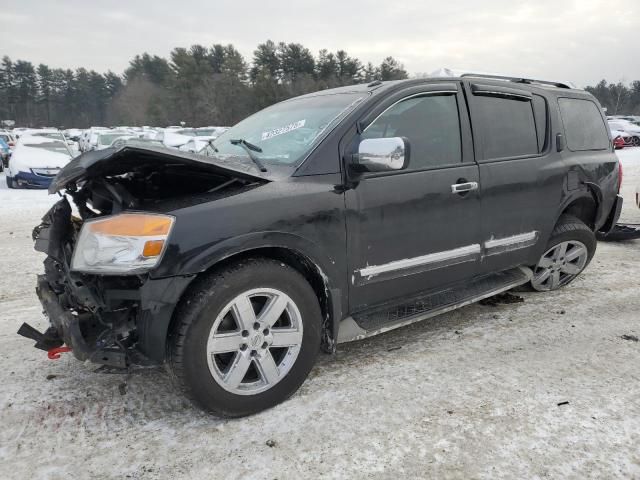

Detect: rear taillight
[618, 161, 623, 193]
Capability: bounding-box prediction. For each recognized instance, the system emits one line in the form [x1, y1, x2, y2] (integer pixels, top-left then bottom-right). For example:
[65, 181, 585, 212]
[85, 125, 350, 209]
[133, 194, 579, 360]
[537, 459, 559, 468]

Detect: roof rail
[430, 68, 578, 90]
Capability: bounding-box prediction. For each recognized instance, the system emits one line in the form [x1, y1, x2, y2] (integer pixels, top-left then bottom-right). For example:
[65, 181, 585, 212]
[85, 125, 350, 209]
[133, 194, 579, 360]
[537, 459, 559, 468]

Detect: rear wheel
[168, 258, 322, 417]
[530, 215, 596, 291]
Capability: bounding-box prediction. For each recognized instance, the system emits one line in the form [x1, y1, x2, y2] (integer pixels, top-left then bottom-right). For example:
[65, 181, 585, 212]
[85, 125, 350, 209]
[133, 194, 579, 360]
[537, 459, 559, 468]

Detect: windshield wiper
[229, 138, 267, 172]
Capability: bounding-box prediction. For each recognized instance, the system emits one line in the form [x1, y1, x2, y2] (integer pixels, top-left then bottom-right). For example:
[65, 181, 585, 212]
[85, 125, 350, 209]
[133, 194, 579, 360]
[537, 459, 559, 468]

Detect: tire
[168, 257, 322, 417]
[6, 175, 14, 189]
[529, 214, 596, 292]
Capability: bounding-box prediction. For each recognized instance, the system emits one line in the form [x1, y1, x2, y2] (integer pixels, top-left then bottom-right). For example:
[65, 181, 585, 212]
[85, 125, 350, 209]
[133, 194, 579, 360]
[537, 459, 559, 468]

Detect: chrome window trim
[362, 90, 459, 134]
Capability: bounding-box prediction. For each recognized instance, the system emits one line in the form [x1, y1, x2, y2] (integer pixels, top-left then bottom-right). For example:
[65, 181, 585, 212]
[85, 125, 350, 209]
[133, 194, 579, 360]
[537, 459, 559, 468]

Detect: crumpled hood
[49, 144, 269, 194]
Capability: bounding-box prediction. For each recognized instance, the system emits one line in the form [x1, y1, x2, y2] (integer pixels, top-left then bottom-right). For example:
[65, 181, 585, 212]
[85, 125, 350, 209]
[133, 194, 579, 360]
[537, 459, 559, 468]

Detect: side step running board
[338, 267, 531, 343]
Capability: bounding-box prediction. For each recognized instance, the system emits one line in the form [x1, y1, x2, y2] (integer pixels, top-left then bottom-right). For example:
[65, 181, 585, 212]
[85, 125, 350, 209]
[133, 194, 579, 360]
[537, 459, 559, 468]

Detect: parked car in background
[110, 137, 165, 149]
[6, 136, 73, 188]
[613, 135, 626, 149]
[63, 128, 83, 142]
[24, 73, 622, 417]
[178, 136, 216, 153]
[611, 129, 633, 148]
[0, 130, 16, 152]
[0, 137, 10, 170]
[195, 127, 228, 137]
[608, 120, 640, 146]
[157, 128, 197, 148]
[80, 127, 110, 152]
[93, 131, 135, 150]
[611, 115, 640, 125]
[21, 129, 80, 155]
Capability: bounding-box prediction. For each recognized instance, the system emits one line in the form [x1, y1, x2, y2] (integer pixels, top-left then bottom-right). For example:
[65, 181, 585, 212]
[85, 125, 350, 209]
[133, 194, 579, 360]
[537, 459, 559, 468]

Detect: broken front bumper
[24, 197, 196, 366]
[29, 271, 195, 367]
[35, 274, 95, 362]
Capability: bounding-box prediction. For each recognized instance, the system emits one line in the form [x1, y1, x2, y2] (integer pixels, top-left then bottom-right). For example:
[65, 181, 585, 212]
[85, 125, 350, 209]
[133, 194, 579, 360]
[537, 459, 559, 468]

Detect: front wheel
[168, 258, 322, 417]
[530, 215, 596, 291]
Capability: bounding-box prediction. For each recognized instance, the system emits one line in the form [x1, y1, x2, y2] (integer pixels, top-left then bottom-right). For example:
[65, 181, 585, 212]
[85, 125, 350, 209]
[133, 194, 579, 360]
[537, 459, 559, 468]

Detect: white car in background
[80, 127, 110, 152]
[93, 131, 135, 150]
[156, 128, 198, 148]
[5, 136, 73, 189]
[21, 129, 80, 155]
[178, 136, 216, 153]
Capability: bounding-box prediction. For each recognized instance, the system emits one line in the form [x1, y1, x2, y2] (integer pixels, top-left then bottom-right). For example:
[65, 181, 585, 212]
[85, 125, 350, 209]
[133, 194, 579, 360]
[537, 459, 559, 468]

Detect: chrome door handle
[451, 182, 479, 194]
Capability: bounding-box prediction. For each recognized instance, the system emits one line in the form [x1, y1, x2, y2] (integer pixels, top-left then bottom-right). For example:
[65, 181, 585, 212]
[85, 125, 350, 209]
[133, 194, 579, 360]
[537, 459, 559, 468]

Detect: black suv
[22, 73, 622, 417]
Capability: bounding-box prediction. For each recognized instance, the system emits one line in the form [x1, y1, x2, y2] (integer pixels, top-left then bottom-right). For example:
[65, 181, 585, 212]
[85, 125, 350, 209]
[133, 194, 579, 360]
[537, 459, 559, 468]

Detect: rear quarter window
[558, 98, 609, 151]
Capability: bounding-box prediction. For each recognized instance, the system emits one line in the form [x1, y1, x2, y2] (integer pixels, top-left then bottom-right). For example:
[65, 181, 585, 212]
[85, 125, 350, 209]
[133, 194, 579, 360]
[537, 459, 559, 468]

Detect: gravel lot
[1, 149, 639, 480]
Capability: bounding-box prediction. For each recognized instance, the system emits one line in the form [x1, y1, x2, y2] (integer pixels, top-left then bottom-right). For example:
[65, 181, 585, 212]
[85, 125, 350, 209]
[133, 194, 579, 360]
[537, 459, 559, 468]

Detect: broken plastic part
[47, 346, 72, 359]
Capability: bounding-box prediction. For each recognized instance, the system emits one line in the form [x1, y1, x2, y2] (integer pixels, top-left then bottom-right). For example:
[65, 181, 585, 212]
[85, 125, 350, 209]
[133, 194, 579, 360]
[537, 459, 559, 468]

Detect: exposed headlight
[71, 213, 174, 274]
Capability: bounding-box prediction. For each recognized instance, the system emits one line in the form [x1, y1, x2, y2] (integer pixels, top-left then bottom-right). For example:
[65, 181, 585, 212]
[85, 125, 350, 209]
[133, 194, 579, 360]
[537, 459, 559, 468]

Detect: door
[465, 82, 560, 274]
[345, 85, 482, 312]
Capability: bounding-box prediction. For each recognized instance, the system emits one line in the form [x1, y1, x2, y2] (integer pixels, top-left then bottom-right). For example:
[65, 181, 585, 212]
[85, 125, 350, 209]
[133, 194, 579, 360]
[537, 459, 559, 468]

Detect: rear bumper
[599, 194, 623, 235]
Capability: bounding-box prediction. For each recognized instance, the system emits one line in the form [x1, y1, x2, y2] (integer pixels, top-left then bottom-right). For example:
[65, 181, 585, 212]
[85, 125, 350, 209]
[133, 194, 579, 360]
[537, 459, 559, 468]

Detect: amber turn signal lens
[89, 214, 173, 236]
[142, 239, 165, 257]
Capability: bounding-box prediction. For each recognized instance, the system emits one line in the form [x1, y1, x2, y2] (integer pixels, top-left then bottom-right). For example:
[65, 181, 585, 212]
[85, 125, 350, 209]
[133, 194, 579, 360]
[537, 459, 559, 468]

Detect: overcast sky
[1, 0, 638, 87]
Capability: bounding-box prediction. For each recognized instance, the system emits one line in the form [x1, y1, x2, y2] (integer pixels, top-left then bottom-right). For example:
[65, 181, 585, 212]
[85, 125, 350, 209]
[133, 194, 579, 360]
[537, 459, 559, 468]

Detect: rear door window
[558, 98, 609, 151]
[470, 89, 539, 160]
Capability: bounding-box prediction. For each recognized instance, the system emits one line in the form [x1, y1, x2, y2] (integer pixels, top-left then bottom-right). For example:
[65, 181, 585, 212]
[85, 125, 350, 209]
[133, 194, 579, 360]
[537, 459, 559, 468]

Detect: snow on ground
[1, 151, 640, 480]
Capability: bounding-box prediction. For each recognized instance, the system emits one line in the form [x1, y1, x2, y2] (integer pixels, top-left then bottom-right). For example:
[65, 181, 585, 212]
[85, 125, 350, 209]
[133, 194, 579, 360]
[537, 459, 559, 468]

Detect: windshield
[99, 133, 131, 145]
[210, 92, 366, 166]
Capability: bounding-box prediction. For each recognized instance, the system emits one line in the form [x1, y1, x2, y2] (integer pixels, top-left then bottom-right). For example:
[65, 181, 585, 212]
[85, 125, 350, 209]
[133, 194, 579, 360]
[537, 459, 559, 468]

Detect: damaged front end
[21, 145, 268, 367]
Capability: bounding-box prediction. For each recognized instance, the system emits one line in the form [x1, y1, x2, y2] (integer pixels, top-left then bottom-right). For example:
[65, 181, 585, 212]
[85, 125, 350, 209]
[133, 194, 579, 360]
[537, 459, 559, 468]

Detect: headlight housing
[71, 213, 175, 274]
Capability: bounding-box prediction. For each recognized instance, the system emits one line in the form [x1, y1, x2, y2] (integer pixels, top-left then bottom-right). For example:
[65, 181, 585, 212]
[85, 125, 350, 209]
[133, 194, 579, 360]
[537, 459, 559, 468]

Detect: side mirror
[351, 137, 410, 173]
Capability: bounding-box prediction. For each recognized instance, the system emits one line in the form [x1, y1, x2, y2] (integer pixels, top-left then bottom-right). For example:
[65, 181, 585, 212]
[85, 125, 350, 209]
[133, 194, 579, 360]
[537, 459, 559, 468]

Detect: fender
[154, 230, 347, 348]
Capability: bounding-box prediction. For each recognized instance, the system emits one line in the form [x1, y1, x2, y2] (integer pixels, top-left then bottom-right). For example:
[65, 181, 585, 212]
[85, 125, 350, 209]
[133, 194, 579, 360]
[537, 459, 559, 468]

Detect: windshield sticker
[261, 120, 306, 141]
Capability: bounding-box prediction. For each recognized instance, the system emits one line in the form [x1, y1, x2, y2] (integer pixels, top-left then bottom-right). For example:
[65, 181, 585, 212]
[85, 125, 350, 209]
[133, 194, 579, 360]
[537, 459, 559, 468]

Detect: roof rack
[430, 68, 578, 90]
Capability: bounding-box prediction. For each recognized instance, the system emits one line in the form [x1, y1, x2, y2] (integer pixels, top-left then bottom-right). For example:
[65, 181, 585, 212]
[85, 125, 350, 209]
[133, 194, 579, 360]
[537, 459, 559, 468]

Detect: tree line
[0, 41, 407, 128]
[1, 41, 639, 129]
[585, 80, 640, 116]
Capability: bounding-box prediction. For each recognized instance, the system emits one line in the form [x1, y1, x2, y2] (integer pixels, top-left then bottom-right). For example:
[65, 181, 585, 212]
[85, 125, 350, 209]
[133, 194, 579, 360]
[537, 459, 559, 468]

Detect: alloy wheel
[531, 240, 588, 291]
[206, 288, 304, 395]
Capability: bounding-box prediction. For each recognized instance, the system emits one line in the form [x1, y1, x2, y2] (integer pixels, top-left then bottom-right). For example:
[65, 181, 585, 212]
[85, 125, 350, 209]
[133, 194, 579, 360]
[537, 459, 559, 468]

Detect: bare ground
[1, 149, 639, 480]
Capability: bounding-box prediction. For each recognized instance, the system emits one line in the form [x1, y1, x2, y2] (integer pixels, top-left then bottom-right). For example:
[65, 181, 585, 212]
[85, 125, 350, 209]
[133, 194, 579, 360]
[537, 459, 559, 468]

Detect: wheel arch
[556, 191, 599, 231]
[163, 235, 345, 358]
